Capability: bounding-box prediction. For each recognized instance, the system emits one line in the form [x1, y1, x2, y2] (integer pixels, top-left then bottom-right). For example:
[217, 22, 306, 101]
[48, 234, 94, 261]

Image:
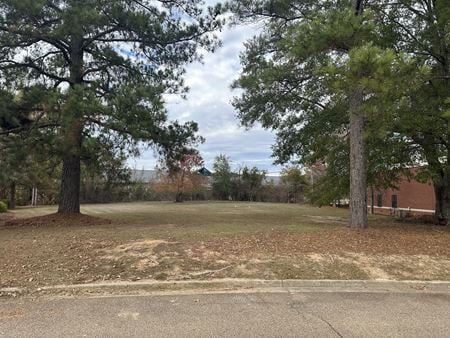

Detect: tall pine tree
[373, 0, 450, 222]
[231, 0, 413, 228]
[0, 0, 224, 213]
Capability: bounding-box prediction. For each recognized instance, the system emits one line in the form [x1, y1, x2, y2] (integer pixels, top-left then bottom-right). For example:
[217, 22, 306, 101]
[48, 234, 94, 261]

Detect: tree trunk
[8, 181, 16, 210]
[349, 87, 368, 228]
[58, 37, 84, 214]
[370, 186, 374, 215]
[175, 191, 184, 203]
[58, 120, 83, 214]
[348, 0, 367, 229]
[175, 172, 184, 203]
[433, 170, 450, 225]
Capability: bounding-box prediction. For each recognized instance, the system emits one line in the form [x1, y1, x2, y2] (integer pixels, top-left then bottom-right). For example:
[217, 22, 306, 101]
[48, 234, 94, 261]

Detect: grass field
[1, 201, 450, 290]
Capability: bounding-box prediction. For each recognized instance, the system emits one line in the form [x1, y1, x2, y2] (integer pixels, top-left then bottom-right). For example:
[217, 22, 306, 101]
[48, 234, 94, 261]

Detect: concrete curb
[2, 279, 450, 296]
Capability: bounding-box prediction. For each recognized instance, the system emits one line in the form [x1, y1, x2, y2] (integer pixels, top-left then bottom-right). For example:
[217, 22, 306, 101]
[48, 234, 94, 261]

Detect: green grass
[11, 201, 348, 240]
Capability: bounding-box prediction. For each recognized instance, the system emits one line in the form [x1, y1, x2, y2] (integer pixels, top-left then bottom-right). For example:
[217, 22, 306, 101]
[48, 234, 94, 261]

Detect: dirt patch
[100, 240, 169, 271]
[208, 226, 450, 257]
[97, 239, 231, 281]
[340, 253, 392, 279]
[308, 253, 391, 279]
[306, 253, 450, 280]
[0, 213, 15, 226]
[2, 213, 111, 228]
[378, 254, 450, 280]
[223, 256, 369, 280]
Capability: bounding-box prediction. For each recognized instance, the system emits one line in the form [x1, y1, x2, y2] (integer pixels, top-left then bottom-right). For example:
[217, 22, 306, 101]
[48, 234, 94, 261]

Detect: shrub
[0, 201, 7, 213]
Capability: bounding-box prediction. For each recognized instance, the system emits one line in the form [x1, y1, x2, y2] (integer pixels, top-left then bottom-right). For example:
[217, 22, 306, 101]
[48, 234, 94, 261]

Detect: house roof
[198, 167, 212, 177]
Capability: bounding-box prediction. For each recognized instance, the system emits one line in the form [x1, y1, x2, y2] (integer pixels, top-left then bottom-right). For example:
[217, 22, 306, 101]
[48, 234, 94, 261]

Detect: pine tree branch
[0, 123, 60, 136]
[0, 60, 70, 84]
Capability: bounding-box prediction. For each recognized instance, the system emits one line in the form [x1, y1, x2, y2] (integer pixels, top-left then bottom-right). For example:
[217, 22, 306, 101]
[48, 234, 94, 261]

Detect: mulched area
[210, 225, 450, 257]
[2, 213, 111, 228]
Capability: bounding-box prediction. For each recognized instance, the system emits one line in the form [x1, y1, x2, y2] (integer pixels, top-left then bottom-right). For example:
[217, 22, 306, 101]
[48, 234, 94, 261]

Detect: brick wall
[371, 176, 435, 213]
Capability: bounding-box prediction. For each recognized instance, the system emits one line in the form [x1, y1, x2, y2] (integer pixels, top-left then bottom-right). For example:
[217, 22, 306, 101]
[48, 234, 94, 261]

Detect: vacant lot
[1, 202, 450, 289]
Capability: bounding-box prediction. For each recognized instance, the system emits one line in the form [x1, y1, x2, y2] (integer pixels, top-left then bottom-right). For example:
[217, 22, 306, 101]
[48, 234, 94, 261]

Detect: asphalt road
[1, 290, 450, 337]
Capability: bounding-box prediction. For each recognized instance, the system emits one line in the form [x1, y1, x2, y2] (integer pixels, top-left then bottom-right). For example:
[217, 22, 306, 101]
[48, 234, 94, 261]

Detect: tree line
[1, 1, 448, 228]
[210, 154, 308, 203]
[0, 152, 310, 206]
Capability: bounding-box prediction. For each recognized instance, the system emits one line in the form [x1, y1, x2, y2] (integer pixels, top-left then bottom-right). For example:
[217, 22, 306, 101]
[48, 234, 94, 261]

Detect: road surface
[1, 290, 449, 337]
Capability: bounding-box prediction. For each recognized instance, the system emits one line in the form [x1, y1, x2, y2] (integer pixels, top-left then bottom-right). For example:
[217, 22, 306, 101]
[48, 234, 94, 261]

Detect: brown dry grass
[0, 202, 449, 289]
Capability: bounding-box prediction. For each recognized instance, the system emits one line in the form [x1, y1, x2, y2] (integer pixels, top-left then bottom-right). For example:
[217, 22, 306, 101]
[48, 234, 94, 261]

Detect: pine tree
[231, 0, 413, 228]
[0, 0, 224, 214]
[373, 0, 450, 223]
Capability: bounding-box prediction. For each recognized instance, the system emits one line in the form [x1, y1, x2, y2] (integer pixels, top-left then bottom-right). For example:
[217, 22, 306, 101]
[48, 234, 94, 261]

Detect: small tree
[281, 166, 308, 203]
[241, 166, 266, 201]
[212, 154, 233, 200]
[168, 154, 205, 203]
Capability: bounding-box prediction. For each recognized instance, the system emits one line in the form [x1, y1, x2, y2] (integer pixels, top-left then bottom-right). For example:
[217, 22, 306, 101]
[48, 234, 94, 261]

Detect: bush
[0, 201, 7, 213]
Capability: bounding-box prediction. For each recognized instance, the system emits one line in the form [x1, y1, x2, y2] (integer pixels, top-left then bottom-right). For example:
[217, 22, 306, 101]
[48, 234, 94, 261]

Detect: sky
[127, 6, 282, 174]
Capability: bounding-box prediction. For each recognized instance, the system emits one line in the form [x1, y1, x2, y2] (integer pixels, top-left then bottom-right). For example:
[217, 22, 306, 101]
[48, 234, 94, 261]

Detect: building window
[377, 194, 382, 208]
[391, 195, 398, 209]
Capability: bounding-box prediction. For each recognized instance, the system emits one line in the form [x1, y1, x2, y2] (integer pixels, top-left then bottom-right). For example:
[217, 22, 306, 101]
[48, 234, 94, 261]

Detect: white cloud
[129, 14, 282, 173]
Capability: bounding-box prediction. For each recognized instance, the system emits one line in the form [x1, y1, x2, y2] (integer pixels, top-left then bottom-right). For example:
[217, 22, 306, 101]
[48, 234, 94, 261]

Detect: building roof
[198, 167, 212, 177]
[130, 169, 158, 183]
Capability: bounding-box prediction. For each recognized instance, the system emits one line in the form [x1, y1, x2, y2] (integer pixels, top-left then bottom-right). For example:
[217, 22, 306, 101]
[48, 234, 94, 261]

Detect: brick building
[370, 174, 436, 215]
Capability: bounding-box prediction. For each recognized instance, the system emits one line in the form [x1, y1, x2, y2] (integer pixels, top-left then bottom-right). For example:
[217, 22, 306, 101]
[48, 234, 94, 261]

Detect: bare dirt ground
[1, 202, 449, 291]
